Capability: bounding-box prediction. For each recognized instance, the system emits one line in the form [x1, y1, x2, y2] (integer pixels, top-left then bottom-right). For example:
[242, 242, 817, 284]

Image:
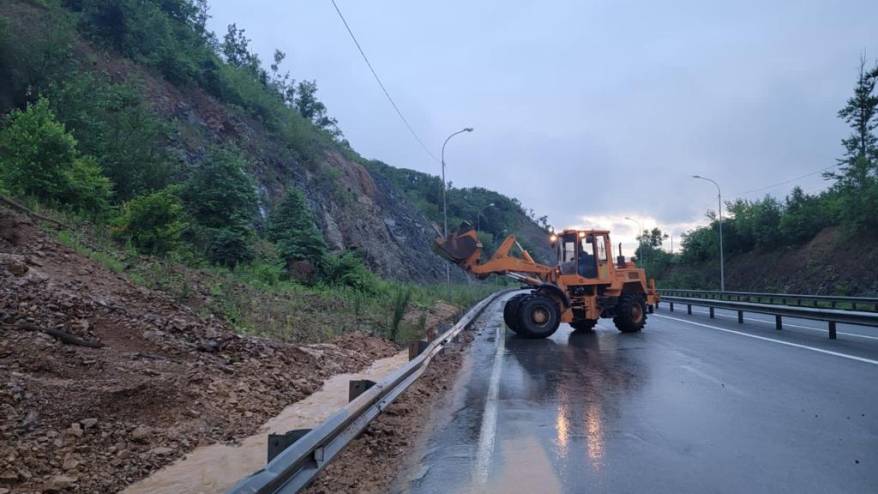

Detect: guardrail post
[831, 301, 837, 309]
[737, 310, 743, 324]
[267, 429, 312, 462]
[828, 321, 837, 340]
[709, 307, 715, 319]
[853, 302, 857, 310]
[408, 340, 428, 360]
[349, 380, 376, 402]
[775, 315, 782, 330]
[687, 304, 692, 315]
[670, 302, 674, 312]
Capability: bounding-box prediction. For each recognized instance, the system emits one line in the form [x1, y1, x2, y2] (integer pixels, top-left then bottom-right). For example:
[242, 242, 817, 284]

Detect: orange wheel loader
[435, 223, 659, 338]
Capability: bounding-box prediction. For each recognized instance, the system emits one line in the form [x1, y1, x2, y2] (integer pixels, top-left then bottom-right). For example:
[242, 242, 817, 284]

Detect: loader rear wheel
[570, 319, 597, 332]
[503, 294, 528, 333]
[613, 294, 647, 333]
[516, 295, 560, 339]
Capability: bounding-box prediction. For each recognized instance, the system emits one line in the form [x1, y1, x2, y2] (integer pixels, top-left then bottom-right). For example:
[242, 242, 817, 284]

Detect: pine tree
[828, 57, 878, 187]
[268, 189, 327, 270]
[827, 57, 878, 231]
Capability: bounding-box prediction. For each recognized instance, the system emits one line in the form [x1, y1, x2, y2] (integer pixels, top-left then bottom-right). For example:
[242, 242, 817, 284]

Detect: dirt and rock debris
[0, 207, 404, 493]
[302, 331, 476, 494]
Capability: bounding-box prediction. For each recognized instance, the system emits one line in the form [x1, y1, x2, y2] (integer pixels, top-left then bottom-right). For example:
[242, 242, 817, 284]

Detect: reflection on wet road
[399, 293, 878, 494]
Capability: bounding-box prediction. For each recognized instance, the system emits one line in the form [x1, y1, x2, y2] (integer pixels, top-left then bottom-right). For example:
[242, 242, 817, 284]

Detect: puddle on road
[123, 350, 409, 494]
[469, 435, 561, 494]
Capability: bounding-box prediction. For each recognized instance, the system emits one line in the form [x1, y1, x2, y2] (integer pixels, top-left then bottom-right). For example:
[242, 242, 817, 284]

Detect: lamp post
[624, 216, 645, 270]
[441, 127, 474, 293]
[475, 203, 495, 231]
[693, 175, 725, 292]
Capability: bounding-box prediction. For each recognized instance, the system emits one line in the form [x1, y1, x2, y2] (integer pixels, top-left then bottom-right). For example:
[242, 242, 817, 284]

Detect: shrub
[0, 98, 78, 200]
[114, 187, 187, 255]
[320, 251, 380, 293]
[63, 155, 113, 216]
[205, 227, 253, 268]
[388, 288, 412, 342]
[0, 98, 111, 213]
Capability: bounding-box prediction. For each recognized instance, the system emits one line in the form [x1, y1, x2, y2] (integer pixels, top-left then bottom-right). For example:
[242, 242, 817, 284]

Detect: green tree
[295, 80, 342, 137]
[48, 73, 178, 200]
[267, 189, 327, 271]
[221, 24, 260, 73]
[827, 58, 878, 232]
[0, 98, 111, 213]
[182, 147, 257, 229]
[778, 187, 830, 243]
[205, 227, 253, 267]
[113, 187, 187, 255]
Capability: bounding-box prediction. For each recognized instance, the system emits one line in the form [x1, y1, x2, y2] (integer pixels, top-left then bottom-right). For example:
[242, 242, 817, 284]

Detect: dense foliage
[113, 187, 187, 255]
[0, 98, 111, 215]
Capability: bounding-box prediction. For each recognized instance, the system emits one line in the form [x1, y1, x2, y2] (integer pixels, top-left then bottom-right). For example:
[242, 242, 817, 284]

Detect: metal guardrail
[228, 289, 512, 494]
[659, 289, 878, 312]
[657, 295, 878, 339]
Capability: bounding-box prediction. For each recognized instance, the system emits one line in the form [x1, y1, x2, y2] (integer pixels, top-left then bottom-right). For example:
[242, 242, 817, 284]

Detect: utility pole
[693, 175, 725, 291]
[441, 127, 474, 296]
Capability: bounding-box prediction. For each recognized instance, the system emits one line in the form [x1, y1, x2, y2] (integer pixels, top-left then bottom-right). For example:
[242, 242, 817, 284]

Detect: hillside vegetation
[0, 0, 549, 310]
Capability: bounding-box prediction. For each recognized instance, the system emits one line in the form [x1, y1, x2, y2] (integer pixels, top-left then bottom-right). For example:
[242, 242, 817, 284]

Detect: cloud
[207, 0, 878, 236]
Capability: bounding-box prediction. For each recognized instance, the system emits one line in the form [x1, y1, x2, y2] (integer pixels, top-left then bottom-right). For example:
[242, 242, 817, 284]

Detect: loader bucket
[433, 222, 481, 263]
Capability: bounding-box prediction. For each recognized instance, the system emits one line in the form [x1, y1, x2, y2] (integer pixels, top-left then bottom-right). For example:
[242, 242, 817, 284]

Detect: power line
[329, 0, 440, 163]
[736, 163, 841, 196]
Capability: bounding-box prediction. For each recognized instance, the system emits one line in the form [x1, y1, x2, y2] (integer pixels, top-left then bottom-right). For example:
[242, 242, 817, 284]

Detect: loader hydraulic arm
[434, 225, 555, 282]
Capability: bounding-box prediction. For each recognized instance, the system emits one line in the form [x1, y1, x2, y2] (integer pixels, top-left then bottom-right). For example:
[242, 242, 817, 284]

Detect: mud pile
[0, 208, 398, 493]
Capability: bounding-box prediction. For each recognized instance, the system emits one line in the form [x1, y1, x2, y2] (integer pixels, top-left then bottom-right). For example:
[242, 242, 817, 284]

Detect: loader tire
[516, 295, 560, 339]
[503, 294, 528, 333]
[613, 294, 647, 333]
[570, 319, 597, 332]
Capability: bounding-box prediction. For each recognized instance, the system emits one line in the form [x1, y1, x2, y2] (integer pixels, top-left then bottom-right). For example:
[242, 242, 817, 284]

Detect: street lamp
[693, 175, 725, 292]
[475, 203, 495, 231]
[441, 127, 474, 292]
[624, 216, 645, 269]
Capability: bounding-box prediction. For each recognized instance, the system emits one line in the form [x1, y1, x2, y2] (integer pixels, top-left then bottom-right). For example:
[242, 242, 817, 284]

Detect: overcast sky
[208, 0, 878, 252]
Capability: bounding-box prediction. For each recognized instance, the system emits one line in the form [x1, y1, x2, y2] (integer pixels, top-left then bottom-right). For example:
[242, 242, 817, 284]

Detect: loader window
[559, 236, 578, 275]
[596, 235, 608, 261]
[578, 237, 597, 278]
[562, 239, 576, 263]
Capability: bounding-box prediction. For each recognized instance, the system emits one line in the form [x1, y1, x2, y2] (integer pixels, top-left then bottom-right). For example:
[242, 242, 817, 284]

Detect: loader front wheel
[613, 294, 647, 333]
[503, 294, 528, 333]
[517, 295, 560, 339]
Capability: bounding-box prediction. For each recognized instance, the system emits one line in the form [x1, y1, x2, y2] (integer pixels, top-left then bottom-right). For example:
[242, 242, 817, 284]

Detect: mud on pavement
[0, 208, 401, 493]
[303, 329, 476, 494]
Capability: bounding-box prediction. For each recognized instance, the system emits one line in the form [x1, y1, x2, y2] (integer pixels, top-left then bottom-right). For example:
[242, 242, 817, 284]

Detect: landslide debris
[303, 331, 475, 494]
[0, 208, 399, 493]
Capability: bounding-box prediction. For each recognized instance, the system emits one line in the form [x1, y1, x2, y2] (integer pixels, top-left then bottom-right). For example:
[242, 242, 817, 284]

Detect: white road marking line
[474, 320, 506, 484]
[683, 308, 878, 341]
[654, 314, 878, 366]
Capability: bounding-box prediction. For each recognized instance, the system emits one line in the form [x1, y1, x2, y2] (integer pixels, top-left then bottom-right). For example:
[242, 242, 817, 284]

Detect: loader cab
[553, 229, 612, 281]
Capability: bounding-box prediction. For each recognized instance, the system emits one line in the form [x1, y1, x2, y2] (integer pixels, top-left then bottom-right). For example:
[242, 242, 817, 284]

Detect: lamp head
[464, 127, 474, 132]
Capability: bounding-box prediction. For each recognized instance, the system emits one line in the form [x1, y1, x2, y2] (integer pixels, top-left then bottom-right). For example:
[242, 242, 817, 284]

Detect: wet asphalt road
[398, 293, 878, 494]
